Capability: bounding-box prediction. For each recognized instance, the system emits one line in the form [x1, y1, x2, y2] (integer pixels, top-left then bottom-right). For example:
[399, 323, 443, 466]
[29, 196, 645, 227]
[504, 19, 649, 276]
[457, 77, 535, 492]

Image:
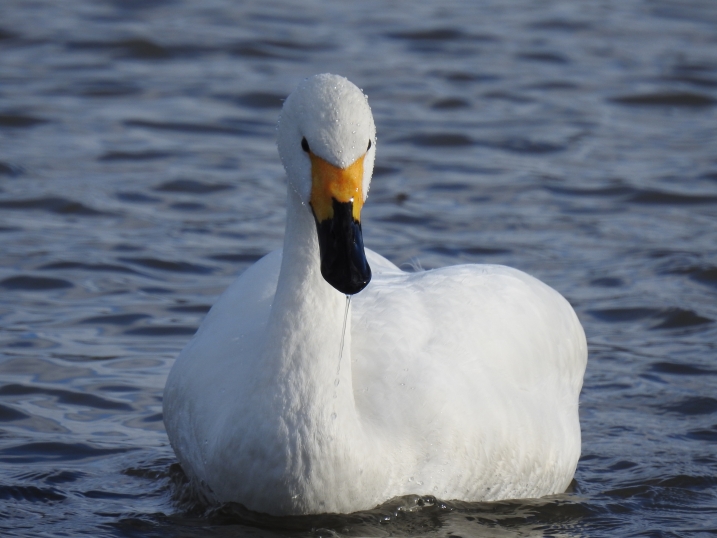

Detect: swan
[163, 73, 587, 516]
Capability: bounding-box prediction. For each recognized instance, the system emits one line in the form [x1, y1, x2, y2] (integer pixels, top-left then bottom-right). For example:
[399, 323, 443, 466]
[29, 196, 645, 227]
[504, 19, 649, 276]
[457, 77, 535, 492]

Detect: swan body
[163, 74, 587, 516]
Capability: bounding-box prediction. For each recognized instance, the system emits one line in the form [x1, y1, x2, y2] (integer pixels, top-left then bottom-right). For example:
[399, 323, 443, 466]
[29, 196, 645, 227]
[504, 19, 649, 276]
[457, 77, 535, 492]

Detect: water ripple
[610, 92, 716, 108]
[0, 275, 74, 290]
[0, 383, 133, 412]
[0, 197, 108, 215]
[0, 442, 132, 463]
[1, 0, 716, 536]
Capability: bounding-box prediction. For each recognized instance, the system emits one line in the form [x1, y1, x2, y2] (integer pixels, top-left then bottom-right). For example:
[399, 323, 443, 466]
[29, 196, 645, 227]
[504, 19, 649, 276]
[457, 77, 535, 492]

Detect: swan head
[277, 74, 376, 295]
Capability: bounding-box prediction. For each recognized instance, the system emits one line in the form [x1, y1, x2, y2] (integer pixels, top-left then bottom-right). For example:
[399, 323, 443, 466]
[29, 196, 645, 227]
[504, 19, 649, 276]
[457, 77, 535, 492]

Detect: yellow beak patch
[309, 153, 365, 223]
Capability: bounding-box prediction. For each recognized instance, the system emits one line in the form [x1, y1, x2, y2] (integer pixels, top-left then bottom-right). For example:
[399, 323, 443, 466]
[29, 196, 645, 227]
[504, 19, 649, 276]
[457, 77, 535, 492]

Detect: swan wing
[365, 248, 402, 275]
[163, 250, 283, 486]
[350, 263, 586, 499]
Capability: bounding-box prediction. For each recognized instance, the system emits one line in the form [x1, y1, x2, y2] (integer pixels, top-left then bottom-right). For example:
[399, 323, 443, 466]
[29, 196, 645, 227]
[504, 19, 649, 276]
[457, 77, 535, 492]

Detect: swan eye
[301, 137, 310, 153]
[367, 139, 372, 151]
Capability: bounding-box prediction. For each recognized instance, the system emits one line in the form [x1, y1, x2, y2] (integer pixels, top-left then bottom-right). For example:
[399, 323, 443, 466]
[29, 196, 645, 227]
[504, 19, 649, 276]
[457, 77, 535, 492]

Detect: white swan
[163, 73, 587, 516]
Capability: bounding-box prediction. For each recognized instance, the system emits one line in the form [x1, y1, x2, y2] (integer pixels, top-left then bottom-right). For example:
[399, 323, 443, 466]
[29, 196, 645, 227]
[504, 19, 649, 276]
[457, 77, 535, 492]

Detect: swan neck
[262, 188, 355, 413]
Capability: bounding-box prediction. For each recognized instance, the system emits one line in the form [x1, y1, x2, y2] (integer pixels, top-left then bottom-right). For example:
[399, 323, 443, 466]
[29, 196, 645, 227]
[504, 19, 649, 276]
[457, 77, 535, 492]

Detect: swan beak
[309, 152, 372, 295]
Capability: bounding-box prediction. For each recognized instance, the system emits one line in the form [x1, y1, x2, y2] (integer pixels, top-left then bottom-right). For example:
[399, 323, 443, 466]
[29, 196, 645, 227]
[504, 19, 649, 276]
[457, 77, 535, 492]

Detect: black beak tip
[314, 199, 372, 296]
[322, 263, 372, 295]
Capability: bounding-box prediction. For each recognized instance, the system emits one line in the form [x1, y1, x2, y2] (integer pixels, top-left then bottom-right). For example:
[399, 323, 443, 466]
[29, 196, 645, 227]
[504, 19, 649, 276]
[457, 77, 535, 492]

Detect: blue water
[1, 0, 716, 536]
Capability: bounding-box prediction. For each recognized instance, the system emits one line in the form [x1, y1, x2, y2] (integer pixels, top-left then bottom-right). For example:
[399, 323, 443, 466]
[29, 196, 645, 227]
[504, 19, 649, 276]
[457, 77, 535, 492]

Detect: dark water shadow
[0, 197, 109, 216]
[154, 179, 234, 194]
[0, 113, 48, 128]
[0, 383, 133, 412]
[0, 441, 133, 464]
[610, 92, 716, 108]
[588, 306, 712, 330]
[0, 275, 74, 290]
[155, 464, 593, 538]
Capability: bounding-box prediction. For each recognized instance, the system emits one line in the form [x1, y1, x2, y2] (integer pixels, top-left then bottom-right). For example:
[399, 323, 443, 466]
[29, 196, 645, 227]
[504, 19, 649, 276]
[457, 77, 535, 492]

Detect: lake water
[1, 0, 717, 536]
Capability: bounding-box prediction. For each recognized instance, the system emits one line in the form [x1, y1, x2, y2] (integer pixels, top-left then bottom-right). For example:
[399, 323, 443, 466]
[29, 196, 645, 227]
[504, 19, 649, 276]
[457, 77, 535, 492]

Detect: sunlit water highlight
[1, 0, 716, 536]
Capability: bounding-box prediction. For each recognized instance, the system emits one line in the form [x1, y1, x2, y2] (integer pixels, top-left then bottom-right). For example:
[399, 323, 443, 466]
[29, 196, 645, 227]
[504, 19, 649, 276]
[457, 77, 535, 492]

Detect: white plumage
[163, 73, 587, 516]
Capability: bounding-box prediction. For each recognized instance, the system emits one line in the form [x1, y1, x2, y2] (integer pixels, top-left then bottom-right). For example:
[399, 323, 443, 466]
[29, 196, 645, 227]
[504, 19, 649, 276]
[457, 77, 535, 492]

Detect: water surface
[1, 0, 717, 536]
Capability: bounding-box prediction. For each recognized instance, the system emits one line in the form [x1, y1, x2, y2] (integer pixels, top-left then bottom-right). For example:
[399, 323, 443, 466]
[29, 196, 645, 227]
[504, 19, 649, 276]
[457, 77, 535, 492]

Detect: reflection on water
[1, 0, 716, 536]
